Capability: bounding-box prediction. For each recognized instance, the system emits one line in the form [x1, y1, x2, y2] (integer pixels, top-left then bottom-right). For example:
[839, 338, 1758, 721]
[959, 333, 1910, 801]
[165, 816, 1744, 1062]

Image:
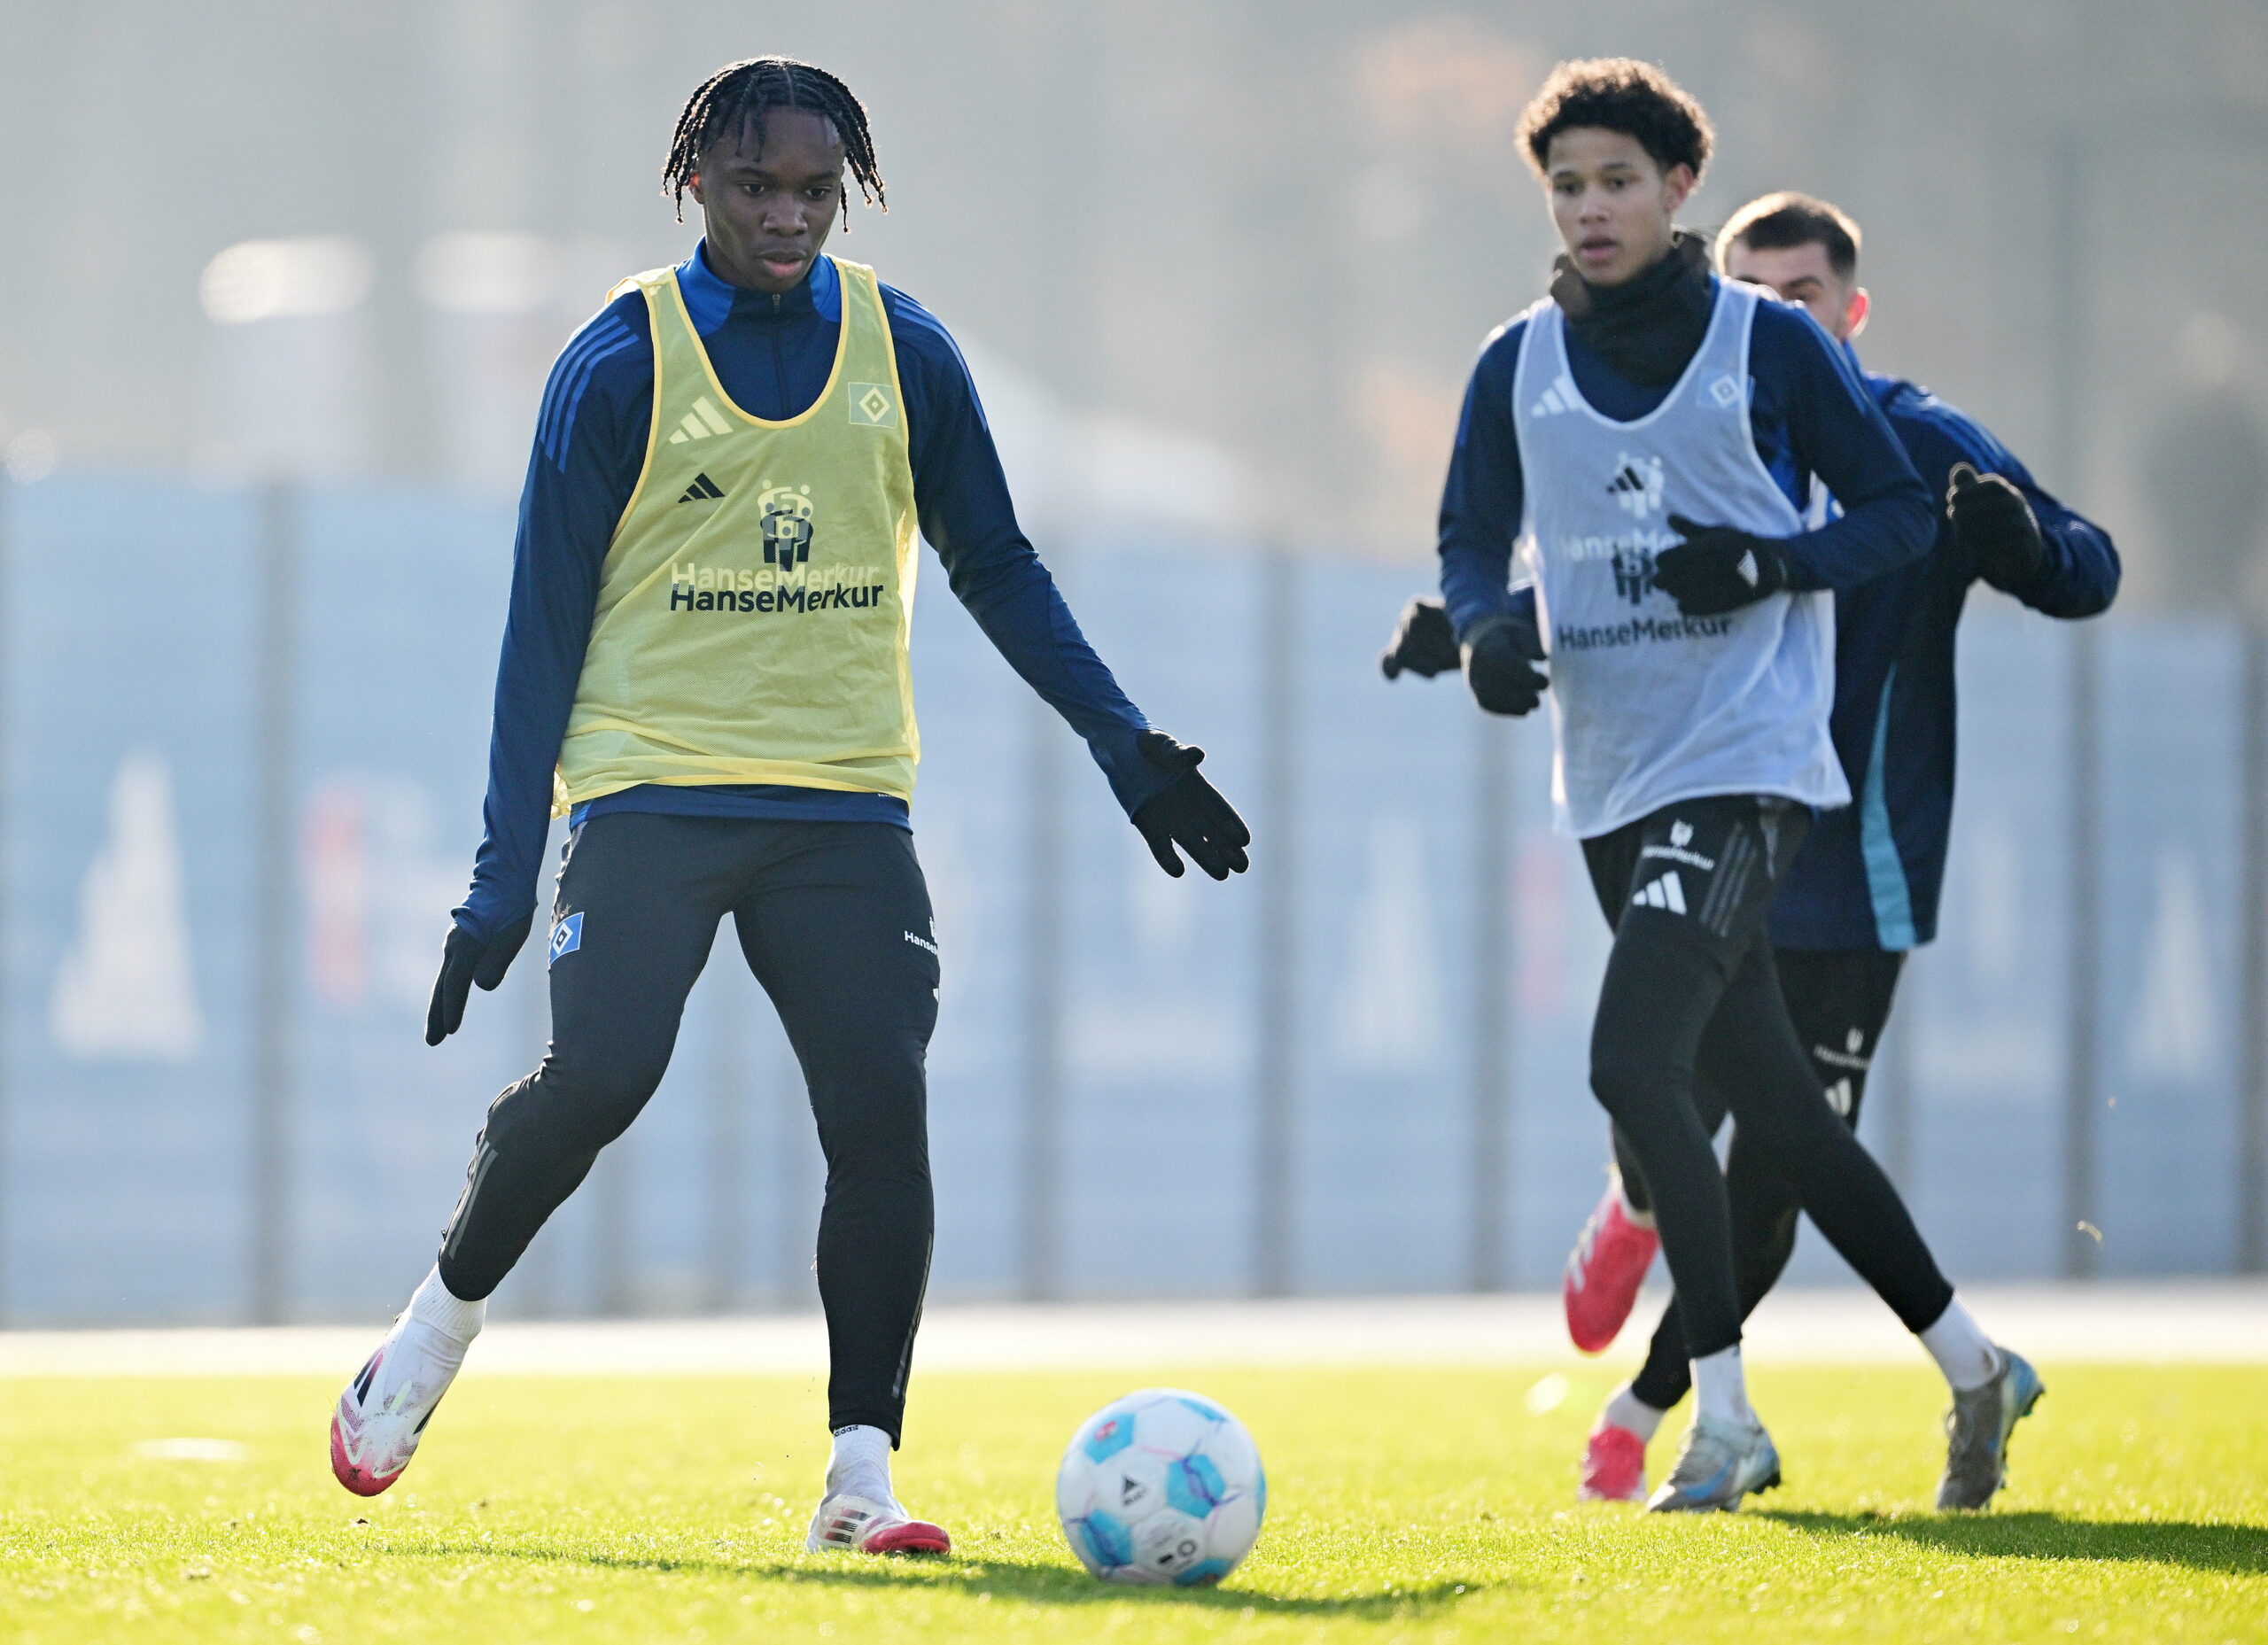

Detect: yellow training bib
[554, 256, 920, 813]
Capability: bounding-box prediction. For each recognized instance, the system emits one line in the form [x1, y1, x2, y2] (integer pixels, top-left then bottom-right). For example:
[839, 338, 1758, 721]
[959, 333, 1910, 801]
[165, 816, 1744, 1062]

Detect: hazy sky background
[2, 0, 2264, 602]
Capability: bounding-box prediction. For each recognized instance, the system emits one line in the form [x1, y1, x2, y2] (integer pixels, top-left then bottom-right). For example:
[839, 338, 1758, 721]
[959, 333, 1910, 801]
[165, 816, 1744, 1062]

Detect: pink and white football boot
[1563, 1178, 1660, 1354]
[805, 1494, 952, 1556]
[804, 1425, 950, 1555]
[330, 1272, 479, 1496]
[1576, 1421, 1649, 1503]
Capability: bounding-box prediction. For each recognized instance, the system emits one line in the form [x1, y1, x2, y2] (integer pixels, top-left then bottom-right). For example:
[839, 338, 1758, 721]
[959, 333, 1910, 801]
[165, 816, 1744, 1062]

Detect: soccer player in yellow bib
[328, 58, 1250, 1557]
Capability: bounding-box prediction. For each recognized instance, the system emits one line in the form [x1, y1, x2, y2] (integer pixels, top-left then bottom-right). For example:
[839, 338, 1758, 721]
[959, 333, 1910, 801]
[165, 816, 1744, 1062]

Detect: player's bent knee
[813, 1108, 931, 1179]
[802, 1041, 928, 1116]
[486, 1055, 667, 1155]
[1588, 1043, 1682, 1124]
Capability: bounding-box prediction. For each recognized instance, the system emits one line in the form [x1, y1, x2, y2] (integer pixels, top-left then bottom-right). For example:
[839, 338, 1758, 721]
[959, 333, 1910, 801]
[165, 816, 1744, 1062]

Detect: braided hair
[662, 58, 885, 225]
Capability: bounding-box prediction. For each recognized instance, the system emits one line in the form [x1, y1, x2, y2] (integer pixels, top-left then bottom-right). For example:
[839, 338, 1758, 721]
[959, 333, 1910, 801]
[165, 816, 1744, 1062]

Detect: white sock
[406, 1266, 485, 1347]
[1611, 1168, 1657, 1232]
[1602, 1381, 1668, 1442]
[1690, 1346, 1756, 1428]
[825, 1424, 896, 1508]
[1918, 1297, 2000, 1393]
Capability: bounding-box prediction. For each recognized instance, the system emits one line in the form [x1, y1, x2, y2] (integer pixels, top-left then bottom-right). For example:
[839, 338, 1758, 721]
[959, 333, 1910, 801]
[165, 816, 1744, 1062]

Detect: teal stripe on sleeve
[1860, 665, 1917, 950]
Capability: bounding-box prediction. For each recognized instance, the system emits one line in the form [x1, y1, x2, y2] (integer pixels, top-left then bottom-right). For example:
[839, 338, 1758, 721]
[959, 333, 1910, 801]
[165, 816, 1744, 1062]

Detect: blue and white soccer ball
[1056, 1388, 1266, 1587]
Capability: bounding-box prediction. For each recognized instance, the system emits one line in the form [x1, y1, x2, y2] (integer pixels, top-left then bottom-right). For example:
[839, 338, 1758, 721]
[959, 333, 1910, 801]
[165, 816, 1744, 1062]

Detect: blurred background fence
[1, 474, 2263, 1327]
[4, 0, 2267, 1325]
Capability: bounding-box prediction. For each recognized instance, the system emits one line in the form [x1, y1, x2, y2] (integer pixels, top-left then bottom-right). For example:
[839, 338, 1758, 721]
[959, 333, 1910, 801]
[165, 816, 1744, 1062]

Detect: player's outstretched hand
[1461, 611, 1548, 716]
[1653, 514, 1790, 616]
[1946, 462, 2047, 586]
[1379, 595, 1461, 679]
[1130, 731, 1251, 881]
[424, 912, 533, 1046]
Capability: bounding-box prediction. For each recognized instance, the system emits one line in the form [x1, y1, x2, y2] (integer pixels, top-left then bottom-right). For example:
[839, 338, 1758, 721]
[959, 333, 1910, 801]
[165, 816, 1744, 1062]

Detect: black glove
[1652, 514, 1792, 616]
[1461, 612, 1548, 717]
[1379, 596, 1461, 680]
[424, 912, 533, 1046]
[1946, 462, 2047, 585]
[1129, 731, 1251, 881]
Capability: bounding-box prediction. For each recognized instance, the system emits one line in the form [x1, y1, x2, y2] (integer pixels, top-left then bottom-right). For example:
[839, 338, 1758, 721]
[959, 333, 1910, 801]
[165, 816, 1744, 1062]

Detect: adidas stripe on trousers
[1580, 795, 1954, 1363]
[437, 811, 939, 1443]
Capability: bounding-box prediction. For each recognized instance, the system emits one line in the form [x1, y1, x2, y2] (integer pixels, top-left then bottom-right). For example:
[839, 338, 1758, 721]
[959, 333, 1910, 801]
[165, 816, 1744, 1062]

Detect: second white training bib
[1511, 279, 1848, 838]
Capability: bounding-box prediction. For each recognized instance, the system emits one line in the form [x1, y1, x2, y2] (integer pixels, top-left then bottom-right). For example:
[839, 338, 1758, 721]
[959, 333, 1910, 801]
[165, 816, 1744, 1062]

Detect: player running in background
[1379, 190, 2124, 1502]
[1425, 58, 2037, 1511]
[329, 57, 1249, 1556]
[1550, 191, 2120, 1504]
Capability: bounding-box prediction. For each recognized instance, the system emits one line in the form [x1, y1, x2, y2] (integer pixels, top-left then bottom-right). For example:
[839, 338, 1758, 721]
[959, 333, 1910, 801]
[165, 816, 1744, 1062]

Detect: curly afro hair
[1514, 58, 1713, 180]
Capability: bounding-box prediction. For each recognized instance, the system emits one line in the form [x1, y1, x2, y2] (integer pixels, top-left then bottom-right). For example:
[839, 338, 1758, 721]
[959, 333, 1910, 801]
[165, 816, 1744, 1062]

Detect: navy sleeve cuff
[1089, 722, 1172, 816]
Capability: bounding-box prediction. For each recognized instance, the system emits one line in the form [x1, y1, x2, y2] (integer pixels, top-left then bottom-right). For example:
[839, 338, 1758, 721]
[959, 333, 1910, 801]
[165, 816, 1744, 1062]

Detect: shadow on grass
[416, 1540, 1479, 1614]
[1764, 1511, 2268, 1577]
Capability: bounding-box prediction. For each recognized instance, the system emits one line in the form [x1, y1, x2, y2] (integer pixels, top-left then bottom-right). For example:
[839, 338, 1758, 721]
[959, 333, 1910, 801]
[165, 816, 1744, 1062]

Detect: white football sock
[407, 1266, 485, 1346]
[1918, 1297, 2000, 1393]
[1611, 1168, 1657, 1232]
[1602, 1381, 1668, 1442]
[1690, 1346, 1756, 1428]
[825, 1424, 897, 1508]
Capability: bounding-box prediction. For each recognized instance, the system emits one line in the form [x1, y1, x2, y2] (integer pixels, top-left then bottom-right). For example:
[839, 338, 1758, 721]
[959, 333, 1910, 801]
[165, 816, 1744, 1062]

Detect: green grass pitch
[4, 1362, 2264, 1641]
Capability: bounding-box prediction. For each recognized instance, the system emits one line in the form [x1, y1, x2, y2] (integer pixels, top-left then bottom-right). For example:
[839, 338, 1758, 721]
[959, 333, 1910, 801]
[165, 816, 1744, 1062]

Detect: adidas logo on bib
[1530, 369, 1581, 418]
[1632, 872, 1687, 914]
[677, 473, 725, 503]
[667, 397, 734, 444]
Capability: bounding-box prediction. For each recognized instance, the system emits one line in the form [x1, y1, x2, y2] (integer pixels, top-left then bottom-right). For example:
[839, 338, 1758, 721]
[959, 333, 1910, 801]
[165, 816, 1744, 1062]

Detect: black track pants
[1620, 950, 1907, 1411]
[436, 812, 940, 1443]
[1581, 797, 1952, 1362]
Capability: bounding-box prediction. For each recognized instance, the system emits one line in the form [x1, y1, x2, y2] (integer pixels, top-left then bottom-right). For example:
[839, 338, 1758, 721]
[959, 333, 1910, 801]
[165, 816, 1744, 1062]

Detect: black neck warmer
[1550, 230, 1715, 388]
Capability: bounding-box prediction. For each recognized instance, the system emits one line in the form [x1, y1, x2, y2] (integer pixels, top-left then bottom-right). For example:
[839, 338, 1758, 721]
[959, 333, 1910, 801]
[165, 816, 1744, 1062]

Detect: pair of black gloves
[1633, 465, 2047, 615]
[426, 732, 1250, 1044]
[1373, 508, 1798, 716]
[1379, 600, 1549, 714]
[1379, 463, 2047, 711]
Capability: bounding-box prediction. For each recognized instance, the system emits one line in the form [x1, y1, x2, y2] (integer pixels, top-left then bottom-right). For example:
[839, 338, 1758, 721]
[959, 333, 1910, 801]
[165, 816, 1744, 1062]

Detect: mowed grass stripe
[2, 1365, 2264, 1642]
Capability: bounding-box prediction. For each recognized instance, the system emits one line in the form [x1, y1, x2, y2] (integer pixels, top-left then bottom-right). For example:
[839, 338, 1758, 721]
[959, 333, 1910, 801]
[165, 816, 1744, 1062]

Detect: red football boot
[1576, 1421, 1648, 1503]
[1562, 1183, 1659, 1354]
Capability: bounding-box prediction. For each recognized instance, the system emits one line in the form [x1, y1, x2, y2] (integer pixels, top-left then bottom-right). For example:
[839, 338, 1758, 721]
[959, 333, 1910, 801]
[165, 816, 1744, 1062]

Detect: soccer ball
[1055, 1388, 1266, 1587]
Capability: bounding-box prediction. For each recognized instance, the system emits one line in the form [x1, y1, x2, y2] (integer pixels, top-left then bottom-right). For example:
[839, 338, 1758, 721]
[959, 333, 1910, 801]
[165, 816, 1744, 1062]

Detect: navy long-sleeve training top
[1767, 363, 2120, 951]
[1437, 279, 1936, 641]
[456, 244, 1161, 940]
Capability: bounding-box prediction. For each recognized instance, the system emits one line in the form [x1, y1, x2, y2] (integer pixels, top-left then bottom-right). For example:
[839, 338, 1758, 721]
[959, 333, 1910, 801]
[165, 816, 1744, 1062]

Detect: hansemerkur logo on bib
[666, 481, 889, 617]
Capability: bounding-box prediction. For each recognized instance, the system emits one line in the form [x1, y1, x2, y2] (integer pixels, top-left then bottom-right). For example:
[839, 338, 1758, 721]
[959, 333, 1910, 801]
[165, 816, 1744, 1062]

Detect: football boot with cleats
[1937, 1347, 2044, 1511]
[1645, 1416, 1781, 1513]
[806, 1494, 951, 1556]
[1577, 1421, 1648, 1504]
[329, 1314, 468, 1496]
[1563, 1182, 1660, 1354]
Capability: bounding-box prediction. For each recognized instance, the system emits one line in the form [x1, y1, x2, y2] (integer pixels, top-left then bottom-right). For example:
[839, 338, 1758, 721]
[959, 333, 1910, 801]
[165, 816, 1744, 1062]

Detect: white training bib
[1511, 279, 1848, 838]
